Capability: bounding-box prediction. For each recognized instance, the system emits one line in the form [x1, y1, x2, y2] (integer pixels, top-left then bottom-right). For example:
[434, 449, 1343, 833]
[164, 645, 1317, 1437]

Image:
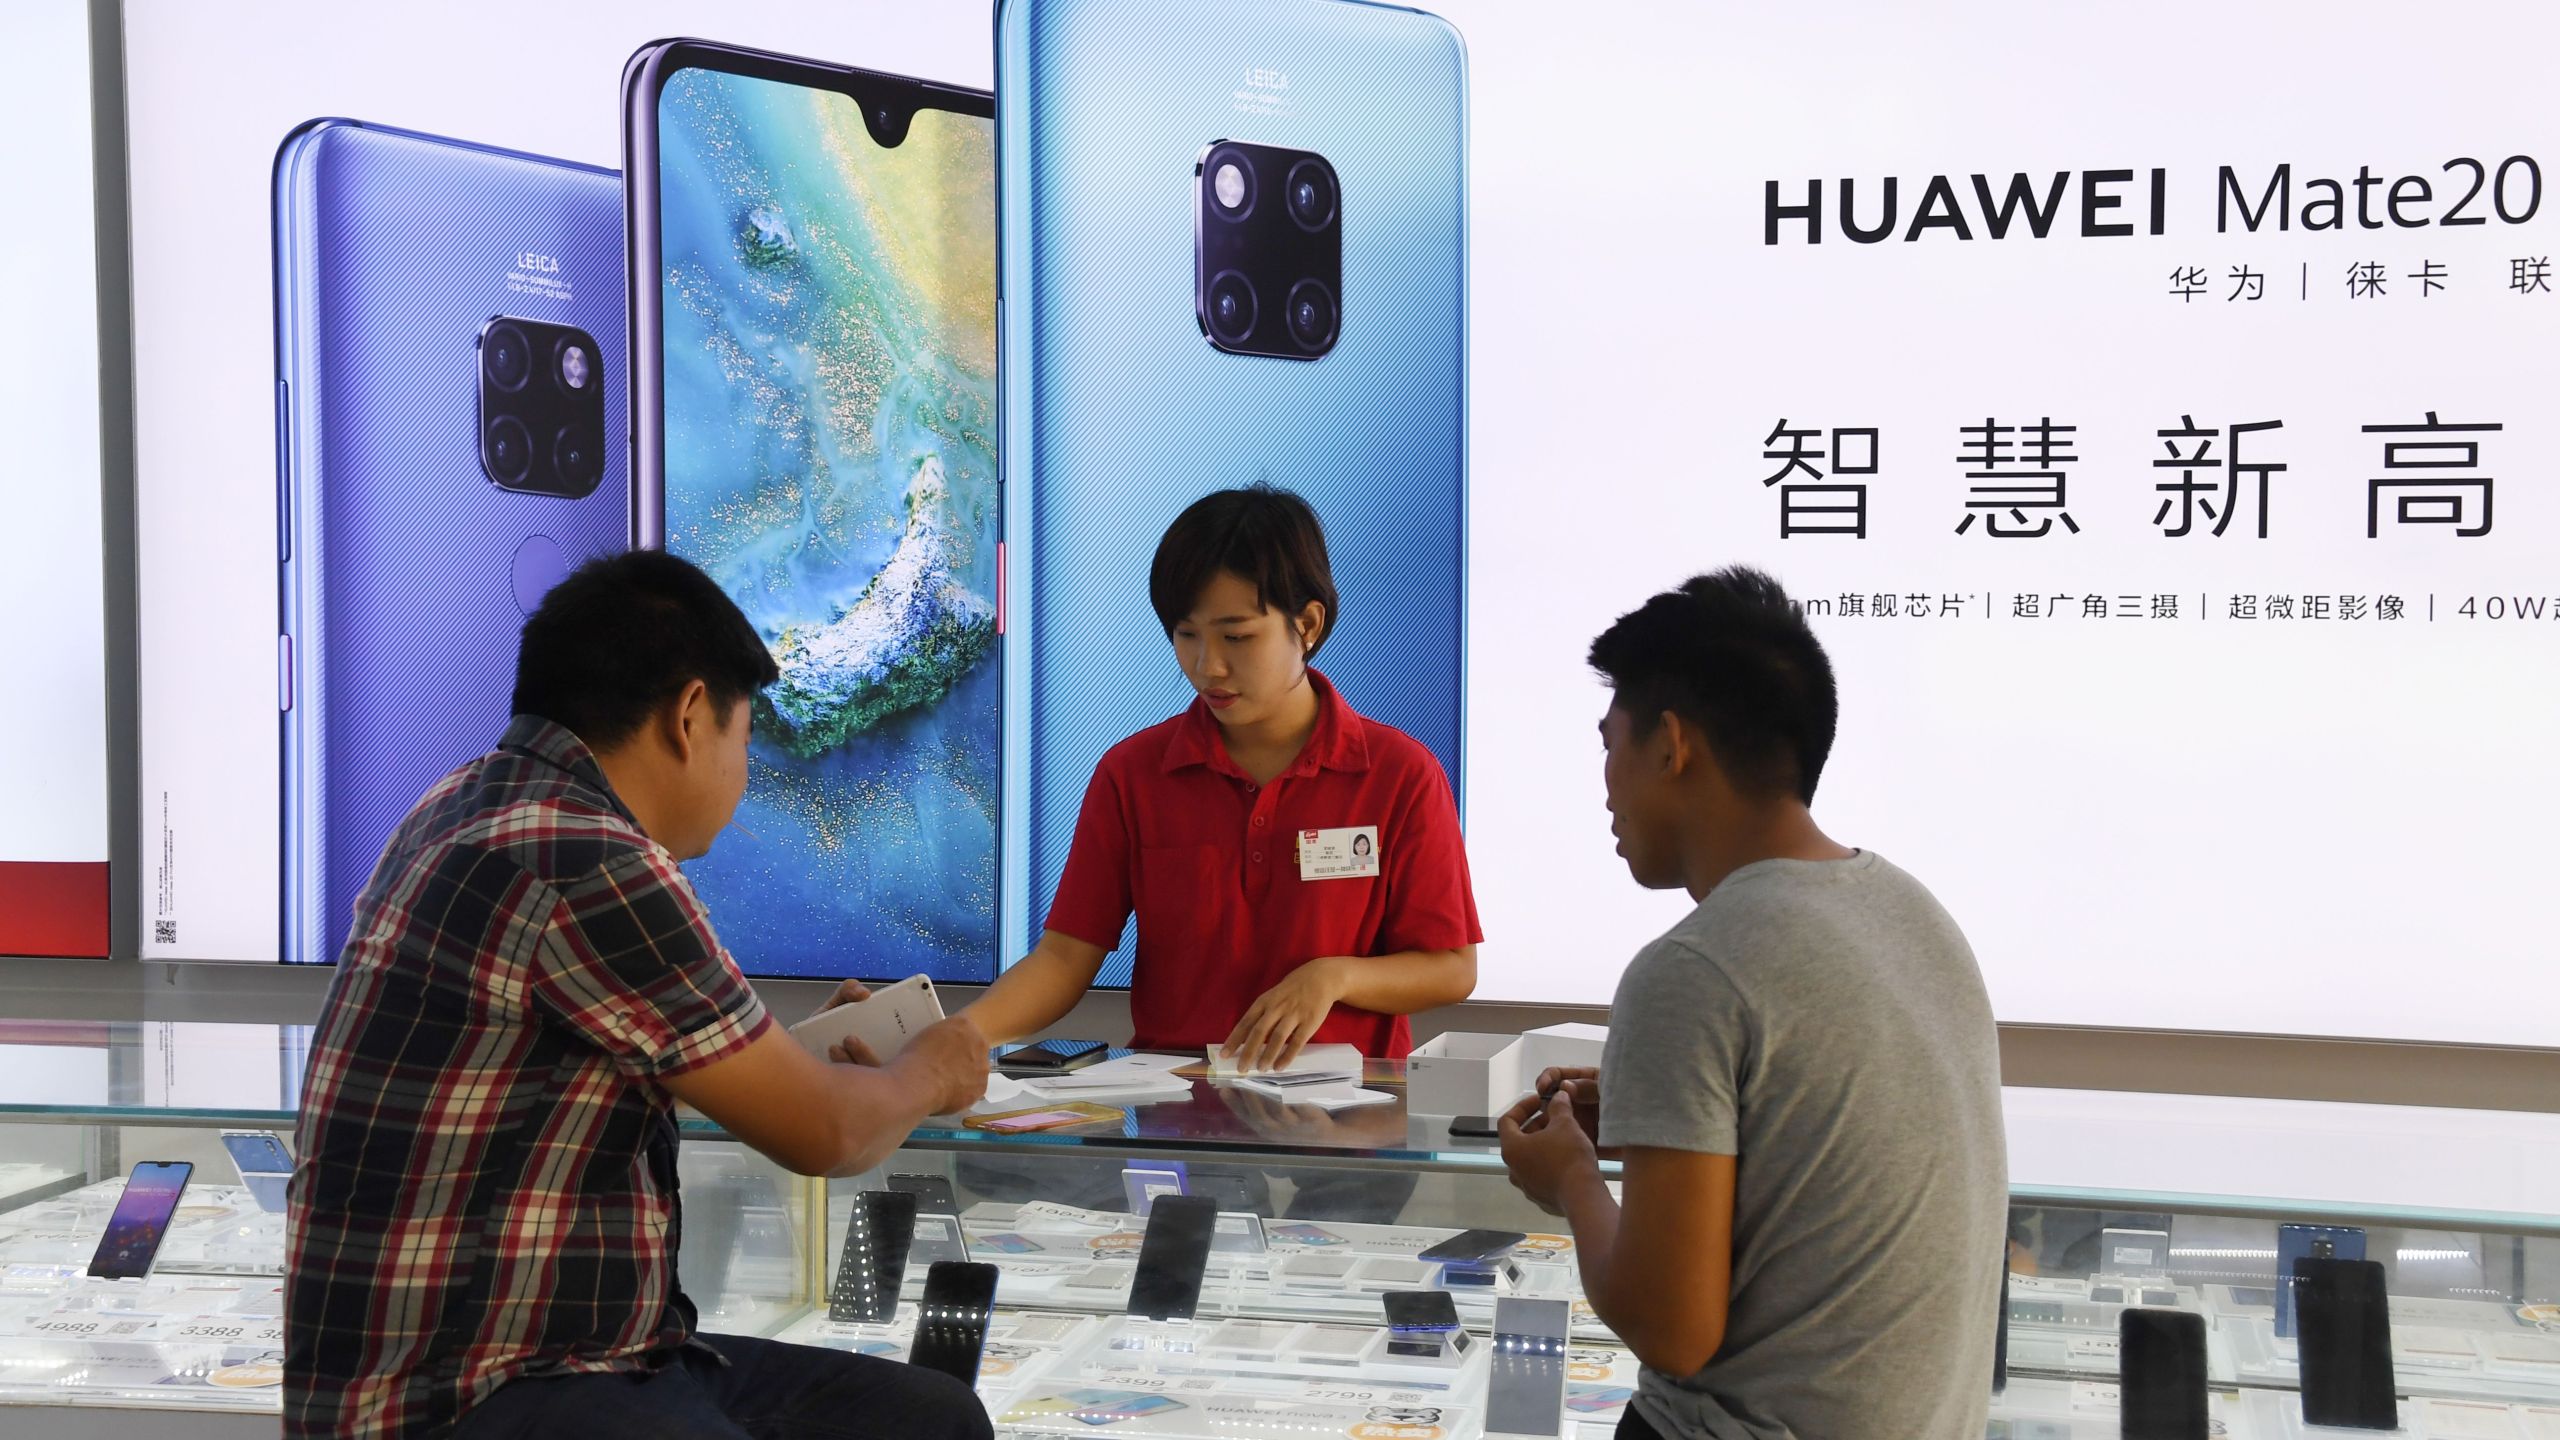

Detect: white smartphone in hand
[788, 975, 945, 1062]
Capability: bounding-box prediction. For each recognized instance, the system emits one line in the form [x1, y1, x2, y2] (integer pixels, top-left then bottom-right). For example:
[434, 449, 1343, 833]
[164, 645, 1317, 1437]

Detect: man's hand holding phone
[818, 979, 883, 1066]
[889, 1014, 992, 1115]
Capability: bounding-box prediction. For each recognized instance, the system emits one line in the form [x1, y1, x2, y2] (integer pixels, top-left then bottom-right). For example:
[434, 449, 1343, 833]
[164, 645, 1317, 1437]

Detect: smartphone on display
[2295, 1256, 2398, 1431]
[2274, 1223, 2366, 1338]
[1128, 1194, 1217, 1322]
[2118, 1308, 2208, 1440]
[1383, 1288, 1461, 1333]
[1448, 1116, 1501, 1139]
[87, 1162, 193, 1280]
[997, 0, 1469, 969]
[1419, 1228, 1526, 1264]
[275, 121, 630, 966]
[997, 1039, 1109, 1072]
[1486, 1296, 1571, 1438]
[1383, 1288, 1461, 1355]
[828, 1190, 918, 1324]
[909, 1261, 1000, 1388]
[889, 1173, 960, 1216]
[219, 1130, 294, 1213]
[623, 40, 1000, 983]
[1992, 1265, 2010, 1394]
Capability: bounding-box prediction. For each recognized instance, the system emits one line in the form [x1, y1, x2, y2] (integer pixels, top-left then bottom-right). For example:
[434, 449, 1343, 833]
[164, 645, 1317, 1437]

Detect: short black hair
[1588, 566, 1838, 804]
[1148, 482, 1340, 657]
[512, 549, 780, 751]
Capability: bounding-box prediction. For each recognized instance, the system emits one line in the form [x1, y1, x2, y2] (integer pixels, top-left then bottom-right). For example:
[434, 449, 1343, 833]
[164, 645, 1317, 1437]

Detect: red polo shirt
[1045, 671, 1480, 1058]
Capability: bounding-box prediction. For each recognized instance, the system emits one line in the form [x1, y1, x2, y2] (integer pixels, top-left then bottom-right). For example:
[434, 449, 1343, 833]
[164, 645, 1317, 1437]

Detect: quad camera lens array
[477, 317, 608, 497]
[1197, 141, 1342, 359]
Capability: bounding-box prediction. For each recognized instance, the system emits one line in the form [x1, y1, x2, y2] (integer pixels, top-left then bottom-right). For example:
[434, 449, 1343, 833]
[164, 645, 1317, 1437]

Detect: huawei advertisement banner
[0, 0, 110, 959]
[120, 1, 2553, 1046]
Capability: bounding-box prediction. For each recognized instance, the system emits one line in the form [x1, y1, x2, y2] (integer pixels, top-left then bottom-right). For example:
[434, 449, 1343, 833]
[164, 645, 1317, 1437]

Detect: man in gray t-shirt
[1500, 568, 2006, 1440]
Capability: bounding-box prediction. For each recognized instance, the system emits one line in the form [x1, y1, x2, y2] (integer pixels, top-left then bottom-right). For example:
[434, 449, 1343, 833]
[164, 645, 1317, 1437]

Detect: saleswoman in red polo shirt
[964, 483, 1482, 1070]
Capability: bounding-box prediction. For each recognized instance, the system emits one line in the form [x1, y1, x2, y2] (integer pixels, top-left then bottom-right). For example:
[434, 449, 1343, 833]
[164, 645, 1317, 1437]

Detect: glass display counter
[0, 1020, 2554, 1437]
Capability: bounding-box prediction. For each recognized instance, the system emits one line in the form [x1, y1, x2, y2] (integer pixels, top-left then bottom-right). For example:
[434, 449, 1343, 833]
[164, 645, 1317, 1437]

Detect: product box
[1405, 1032, 1525, 1117]
[1518, 1023, 1607, 1078]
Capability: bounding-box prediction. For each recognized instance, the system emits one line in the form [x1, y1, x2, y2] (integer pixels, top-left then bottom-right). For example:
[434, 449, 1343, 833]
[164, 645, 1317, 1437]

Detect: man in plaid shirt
[287, 552, 993, 1440]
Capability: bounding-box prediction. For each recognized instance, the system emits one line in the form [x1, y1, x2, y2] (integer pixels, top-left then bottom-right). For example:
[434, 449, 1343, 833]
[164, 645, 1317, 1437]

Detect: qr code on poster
[154, 920, 177, 944]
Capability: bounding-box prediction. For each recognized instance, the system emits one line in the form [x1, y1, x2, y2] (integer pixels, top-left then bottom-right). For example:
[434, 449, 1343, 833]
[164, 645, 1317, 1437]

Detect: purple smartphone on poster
[275, 120, 629, 966]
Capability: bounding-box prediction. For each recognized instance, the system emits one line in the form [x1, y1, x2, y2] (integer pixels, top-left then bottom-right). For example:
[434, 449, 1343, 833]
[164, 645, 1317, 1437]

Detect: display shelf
[0, 1019, 2553, 1434]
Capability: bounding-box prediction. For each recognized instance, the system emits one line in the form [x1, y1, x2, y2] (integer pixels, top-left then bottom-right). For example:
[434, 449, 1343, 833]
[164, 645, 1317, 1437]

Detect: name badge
[1297, 825, 1381, 881]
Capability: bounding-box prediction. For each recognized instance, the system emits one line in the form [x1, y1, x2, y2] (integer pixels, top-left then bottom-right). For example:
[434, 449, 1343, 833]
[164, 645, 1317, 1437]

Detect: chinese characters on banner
[1759, 414, 2503, 541]
[2170, 257, 2552, 301]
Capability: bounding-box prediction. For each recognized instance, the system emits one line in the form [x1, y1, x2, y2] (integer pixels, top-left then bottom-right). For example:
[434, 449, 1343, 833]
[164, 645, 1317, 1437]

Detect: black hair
[1587, 566, 1838, 804]
[511, 549, 779, 751]
[1148, 483, 1340, 658]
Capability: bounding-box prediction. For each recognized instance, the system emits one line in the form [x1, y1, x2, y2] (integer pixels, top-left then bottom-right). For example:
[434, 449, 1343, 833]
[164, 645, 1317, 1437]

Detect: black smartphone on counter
[997, 1039, 1108, 1072]
[1128, 1194, 1217, 1321]
[2118, 1308, 2208, 1439]
[2295, 1256, 2397, 1431]
[909, 1261, 1000, 1387]
[1420, 1228, 1526, 1264]
[828, 1190, 917, 1324]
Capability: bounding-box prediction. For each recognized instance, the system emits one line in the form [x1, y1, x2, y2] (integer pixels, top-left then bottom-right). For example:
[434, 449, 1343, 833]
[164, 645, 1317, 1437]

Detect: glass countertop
[0, 1018, 1507, 1168]
[4, 1019, 2556, 1233]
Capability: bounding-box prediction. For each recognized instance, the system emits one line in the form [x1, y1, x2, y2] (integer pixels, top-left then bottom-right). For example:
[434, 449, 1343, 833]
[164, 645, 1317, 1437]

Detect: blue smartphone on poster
[274, 120, 629, 966]
[623, 40, 1002, 982]
[997, 0, 1469, 973]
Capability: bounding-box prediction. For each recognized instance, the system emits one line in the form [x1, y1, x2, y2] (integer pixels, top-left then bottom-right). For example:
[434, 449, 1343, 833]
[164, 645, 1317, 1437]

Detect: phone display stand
[1383, 1326, 1473, 1368]
[2101, 1226, 2174, 1279]
[1107, 1314, 1203, 1356]
[1438, 1257, 1523, 1292]
[1122, 1163, 1188, 1215]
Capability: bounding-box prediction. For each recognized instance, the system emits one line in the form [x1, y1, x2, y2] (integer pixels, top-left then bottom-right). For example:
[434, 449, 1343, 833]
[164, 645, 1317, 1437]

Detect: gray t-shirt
[1599, 851, 2006, 1440]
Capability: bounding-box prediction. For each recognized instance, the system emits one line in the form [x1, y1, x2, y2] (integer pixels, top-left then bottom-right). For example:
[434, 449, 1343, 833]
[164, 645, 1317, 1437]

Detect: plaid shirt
[286, 716, 771, 1440]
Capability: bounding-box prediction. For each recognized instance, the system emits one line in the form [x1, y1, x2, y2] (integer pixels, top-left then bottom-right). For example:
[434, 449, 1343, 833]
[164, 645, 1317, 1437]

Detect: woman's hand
[1220, 957, 1350, 1072]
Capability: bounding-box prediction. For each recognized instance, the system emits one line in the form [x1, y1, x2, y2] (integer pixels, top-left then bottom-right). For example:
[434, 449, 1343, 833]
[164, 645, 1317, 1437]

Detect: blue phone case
[275, 121, 629, 966]
[997, 0, 1469, 974]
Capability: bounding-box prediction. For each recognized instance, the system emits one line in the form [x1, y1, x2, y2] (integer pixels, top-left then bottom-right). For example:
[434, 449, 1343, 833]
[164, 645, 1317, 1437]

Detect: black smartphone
[1383, 1288, 1463, 1357]
[1448, 1115, 1500, 1139]
[1486, 1296, 1571, 1438]
[829, 1190, 919, 1324]
[888, 1173, 960, 1216]
[2118, 1308, 2208, 1440]
[908, 1261, 1000, 1388]
[2295, 1256, 2397, 1431]
[1992, 1265, 2010, 1394]
[1128, 1194, 1218, 1321]
[997, 1039, 1109, 1072]
[88, 1161, 193, 1280]
[1383, 1289, 1461, 1333]
[1420, 1228, 1527, 1264]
